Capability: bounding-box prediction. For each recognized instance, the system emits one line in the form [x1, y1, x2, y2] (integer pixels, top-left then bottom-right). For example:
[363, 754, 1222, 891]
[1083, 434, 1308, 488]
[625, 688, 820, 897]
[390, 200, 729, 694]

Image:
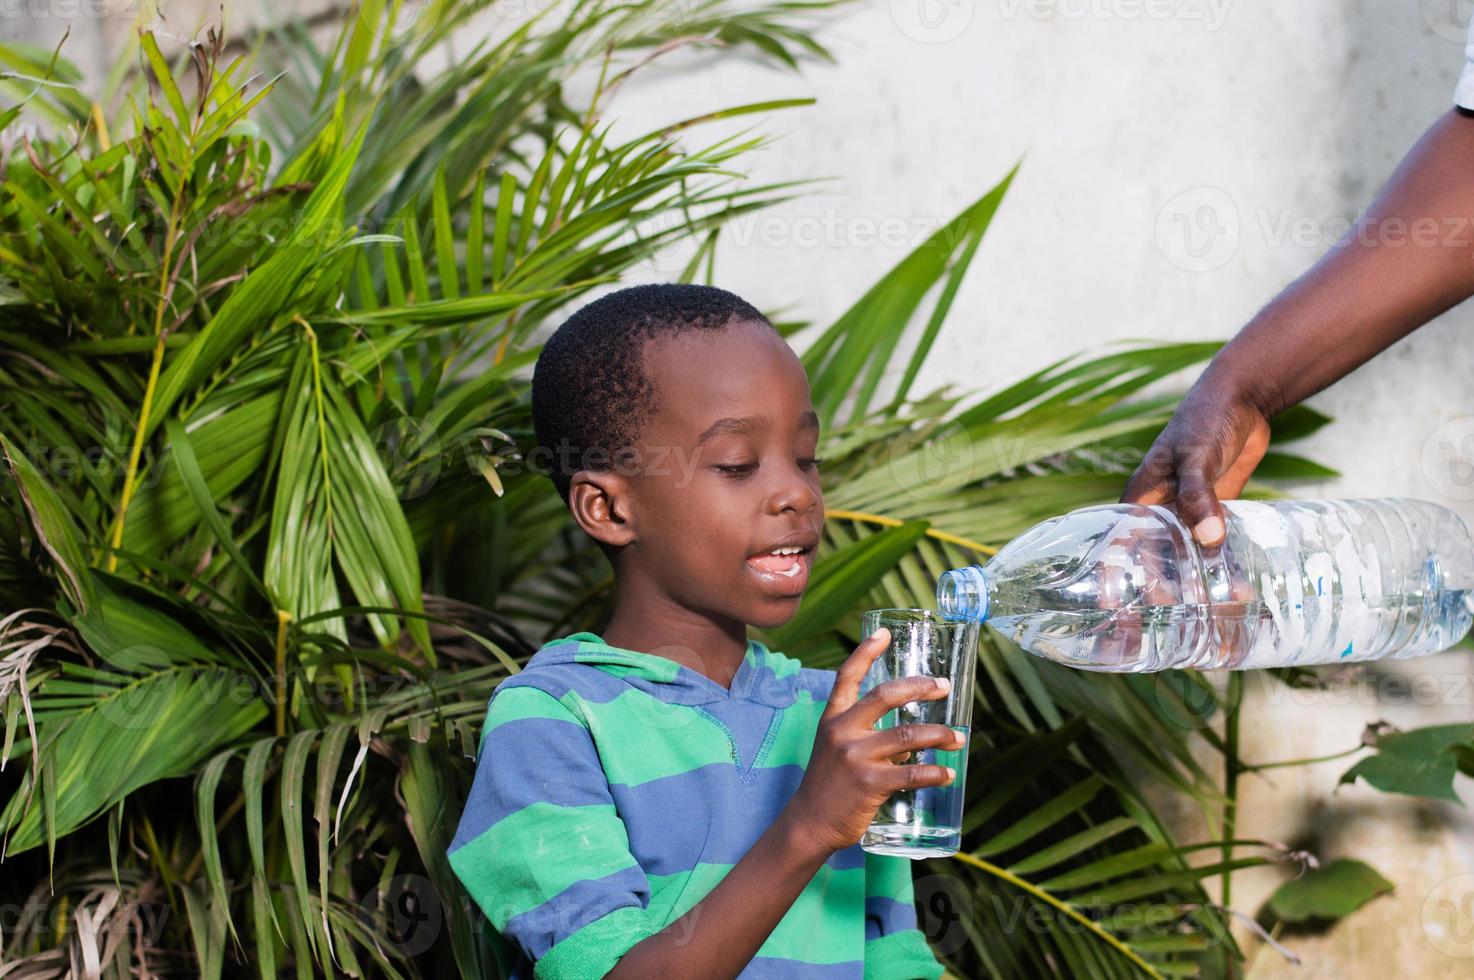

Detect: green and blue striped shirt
[448, 631, 946, 979]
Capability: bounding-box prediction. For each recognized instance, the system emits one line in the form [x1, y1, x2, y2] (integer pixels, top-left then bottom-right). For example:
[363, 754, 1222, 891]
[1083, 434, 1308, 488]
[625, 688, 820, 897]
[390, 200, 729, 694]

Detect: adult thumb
[1174, 457, 1227, 548]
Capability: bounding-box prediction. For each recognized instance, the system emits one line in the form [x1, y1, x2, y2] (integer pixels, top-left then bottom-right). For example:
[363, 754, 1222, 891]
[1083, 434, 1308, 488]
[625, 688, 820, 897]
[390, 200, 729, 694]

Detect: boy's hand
[781, 628, 962, 856]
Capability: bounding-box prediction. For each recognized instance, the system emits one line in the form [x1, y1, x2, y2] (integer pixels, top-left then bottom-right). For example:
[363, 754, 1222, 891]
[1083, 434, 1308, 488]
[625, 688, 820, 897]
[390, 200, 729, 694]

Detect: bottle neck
[937, 564, 991, 623]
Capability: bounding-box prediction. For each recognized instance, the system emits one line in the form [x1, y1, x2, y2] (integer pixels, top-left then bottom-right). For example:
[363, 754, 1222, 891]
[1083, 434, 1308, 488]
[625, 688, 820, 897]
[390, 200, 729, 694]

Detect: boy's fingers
[848, 675, 951, 731]
[823, 628, 889, 720]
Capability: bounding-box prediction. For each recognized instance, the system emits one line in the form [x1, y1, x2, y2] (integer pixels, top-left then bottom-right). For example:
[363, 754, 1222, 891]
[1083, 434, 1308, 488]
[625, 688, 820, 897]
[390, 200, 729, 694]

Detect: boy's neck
[600, 588, 750, 691]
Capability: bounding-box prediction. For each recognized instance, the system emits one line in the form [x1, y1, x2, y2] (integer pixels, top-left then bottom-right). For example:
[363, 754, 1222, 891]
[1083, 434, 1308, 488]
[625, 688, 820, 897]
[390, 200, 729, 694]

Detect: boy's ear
[567, 470, 637, 548]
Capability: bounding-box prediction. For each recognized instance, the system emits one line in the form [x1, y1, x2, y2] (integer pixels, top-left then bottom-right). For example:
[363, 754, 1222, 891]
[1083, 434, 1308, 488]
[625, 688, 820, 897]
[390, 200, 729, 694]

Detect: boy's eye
[712, 456, 821, 477]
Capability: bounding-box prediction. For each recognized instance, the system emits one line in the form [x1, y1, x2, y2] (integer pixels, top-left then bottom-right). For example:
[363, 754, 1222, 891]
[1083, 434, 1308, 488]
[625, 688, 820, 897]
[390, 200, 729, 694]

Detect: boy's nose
[769, 470, 819, 516]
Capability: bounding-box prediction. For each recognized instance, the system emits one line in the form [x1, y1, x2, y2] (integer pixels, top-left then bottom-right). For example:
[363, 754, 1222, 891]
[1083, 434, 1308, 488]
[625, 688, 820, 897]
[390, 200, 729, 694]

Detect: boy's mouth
[745, 533, 818, 597]
[747, 545, 807, 577]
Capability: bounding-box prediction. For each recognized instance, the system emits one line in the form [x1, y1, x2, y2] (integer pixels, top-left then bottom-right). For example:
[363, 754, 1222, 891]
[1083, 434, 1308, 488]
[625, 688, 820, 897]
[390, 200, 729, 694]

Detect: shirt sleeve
[863, 851, 947, 980]
[1457, 17, 1474, 110]
[448, 683, 659, 978]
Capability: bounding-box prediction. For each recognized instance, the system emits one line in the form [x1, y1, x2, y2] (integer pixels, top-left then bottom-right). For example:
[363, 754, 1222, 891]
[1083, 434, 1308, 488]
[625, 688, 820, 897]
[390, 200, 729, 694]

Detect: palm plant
[0, 2, 1379, 977]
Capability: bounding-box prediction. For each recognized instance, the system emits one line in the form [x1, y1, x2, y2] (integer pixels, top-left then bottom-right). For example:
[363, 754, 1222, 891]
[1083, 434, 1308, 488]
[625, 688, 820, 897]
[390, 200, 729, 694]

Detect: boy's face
[593, 319, 824, 630]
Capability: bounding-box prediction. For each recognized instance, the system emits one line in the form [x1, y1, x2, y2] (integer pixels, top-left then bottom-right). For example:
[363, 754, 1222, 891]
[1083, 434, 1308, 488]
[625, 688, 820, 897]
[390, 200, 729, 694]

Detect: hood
[513, 631, 803, 707]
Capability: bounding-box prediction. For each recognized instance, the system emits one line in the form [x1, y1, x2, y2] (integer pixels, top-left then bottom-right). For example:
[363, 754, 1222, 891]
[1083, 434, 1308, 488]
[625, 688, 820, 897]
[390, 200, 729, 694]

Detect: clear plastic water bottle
[936, 497, 1474, 672]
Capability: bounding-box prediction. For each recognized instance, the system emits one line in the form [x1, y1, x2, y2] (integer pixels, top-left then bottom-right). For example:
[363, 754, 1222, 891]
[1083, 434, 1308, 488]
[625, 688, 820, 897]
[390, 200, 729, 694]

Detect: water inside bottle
[944, 498, 1474, 671]
[989, 591, 1474, 673]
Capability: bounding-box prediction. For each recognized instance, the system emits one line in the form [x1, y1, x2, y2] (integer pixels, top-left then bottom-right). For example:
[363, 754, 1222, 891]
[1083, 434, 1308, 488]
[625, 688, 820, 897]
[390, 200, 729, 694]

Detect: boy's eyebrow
[697, 411, 820, 444]
[696, 417, 757, 444]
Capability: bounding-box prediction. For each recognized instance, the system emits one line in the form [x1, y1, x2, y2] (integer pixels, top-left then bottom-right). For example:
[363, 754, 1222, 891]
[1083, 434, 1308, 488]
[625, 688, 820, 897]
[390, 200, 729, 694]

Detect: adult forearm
[1204, 108, 1474, 415]
[605, 810, 832, 980]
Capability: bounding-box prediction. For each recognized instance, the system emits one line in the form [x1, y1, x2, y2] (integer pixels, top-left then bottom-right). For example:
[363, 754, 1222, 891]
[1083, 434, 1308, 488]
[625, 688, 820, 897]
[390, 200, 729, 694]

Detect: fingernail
[935, 678, 951, 693]
[1194, 515, 1225, 545]
[944, 767, 956, 782]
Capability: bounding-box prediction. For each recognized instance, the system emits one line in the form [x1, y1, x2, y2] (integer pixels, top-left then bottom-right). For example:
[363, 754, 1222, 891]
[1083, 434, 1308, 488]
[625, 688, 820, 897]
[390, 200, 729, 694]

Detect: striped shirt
[448, 631, 946, 979]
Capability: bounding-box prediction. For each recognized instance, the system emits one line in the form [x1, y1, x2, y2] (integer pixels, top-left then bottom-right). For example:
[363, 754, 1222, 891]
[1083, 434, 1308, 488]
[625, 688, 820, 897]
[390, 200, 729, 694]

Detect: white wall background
[9, 0, 1474, 973]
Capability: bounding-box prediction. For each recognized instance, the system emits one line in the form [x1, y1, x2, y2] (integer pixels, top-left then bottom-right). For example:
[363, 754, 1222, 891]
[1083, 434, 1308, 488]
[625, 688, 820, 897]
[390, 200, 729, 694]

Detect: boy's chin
[742, 594, 805, 632]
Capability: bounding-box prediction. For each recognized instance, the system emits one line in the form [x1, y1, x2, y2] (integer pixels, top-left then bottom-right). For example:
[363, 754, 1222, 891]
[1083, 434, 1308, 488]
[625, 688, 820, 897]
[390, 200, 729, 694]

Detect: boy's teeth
[747, 548, 806, 575]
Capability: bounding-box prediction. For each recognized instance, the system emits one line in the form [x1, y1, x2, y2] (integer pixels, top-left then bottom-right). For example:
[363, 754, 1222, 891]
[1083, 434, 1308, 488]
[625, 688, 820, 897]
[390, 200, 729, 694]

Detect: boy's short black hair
[531, 283, 773, 502]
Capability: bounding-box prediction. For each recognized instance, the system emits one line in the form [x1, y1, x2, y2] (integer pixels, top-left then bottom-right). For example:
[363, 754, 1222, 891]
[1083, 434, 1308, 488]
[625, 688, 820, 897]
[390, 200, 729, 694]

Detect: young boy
[448, 284, 962, 978]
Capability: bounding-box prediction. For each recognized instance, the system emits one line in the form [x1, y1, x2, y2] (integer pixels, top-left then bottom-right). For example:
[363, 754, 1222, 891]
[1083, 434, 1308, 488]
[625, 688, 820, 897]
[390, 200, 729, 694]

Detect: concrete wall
[8, 0, 1474, 973]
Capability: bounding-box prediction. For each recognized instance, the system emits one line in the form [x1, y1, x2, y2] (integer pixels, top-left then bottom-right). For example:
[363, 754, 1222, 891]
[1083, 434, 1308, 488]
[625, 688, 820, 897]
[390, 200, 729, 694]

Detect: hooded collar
[524, 631, 796, 707]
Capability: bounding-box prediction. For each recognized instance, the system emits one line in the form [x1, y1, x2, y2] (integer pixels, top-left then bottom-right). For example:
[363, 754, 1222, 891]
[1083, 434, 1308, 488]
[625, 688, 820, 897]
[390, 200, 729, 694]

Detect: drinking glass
[858, 608, 978, 859]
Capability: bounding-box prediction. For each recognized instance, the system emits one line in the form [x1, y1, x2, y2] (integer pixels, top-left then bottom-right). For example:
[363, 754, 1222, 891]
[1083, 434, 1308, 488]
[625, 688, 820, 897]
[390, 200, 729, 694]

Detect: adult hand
[1119, 379, 1273, 548]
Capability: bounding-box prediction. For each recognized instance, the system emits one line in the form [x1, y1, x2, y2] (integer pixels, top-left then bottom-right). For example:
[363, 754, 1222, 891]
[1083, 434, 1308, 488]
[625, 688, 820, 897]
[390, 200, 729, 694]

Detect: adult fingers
[1120, 442, 1177, 506]
[1213, 410, 1272, 501]
[1173, 451, 1227, 547]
